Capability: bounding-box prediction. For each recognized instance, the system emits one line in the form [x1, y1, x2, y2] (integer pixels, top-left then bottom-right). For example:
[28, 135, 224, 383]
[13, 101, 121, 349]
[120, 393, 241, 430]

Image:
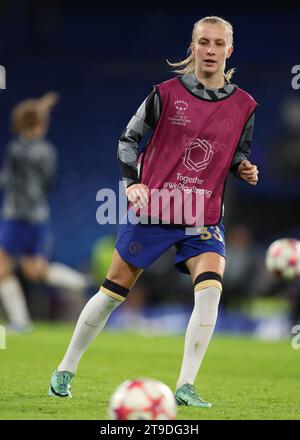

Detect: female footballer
[49, 16, 258, 408]
[0, 93, 89, 331]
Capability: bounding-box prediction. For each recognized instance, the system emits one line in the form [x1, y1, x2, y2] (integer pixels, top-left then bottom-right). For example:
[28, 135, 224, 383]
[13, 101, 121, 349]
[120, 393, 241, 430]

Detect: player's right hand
[39, 92, 60, 111]
[126, 183, 149, 209]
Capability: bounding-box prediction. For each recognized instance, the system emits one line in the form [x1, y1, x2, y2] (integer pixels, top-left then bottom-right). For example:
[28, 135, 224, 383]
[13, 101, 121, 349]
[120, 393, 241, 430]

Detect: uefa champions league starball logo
[174, 100, 188, 115]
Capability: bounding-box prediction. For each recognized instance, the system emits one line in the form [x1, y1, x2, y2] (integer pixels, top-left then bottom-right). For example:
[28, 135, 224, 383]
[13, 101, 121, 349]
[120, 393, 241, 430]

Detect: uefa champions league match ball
[265, 238, 300, 280]
[108, 378, 177, 420]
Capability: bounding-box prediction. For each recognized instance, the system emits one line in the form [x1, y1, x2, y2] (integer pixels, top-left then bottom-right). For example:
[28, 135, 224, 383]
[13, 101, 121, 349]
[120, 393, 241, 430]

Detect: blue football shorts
[115, 221, 226, 274]
[0, 219, 50, 257]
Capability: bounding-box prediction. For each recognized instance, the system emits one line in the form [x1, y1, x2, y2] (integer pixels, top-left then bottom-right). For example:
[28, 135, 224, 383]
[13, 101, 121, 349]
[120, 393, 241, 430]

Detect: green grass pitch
[0, 323, 299, 420]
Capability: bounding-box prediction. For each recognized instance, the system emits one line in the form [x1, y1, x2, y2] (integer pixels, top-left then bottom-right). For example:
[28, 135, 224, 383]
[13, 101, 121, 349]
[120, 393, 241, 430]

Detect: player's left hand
[238, 160, 259, 185]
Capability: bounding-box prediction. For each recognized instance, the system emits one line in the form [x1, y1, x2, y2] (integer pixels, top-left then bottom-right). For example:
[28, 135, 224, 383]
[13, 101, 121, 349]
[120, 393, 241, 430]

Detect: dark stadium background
[1, 1, 300, 330]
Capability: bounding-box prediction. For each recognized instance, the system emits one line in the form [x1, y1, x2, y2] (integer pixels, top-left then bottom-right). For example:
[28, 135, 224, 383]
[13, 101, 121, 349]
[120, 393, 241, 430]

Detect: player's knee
[23, 266, 44, 283]
[194, 271, 223, 294]
[23, 269, 39, 282]
[100, 278, 130, 303]
[0, 266, 12, 281]
[0, 250, 14, 279]
[22, 258, 48, 282]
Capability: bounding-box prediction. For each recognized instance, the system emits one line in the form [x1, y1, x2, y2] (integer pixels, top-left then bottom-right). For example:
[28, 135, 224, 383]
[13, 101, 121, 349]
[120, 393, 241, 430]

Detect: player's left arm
[230, 113, 258, 185]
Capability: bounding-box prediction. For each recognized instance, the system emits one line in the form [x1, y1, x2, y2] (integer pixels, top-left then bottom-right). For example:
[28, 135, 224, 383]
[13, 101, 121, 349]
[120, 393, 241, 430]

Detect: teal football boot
[48, 369, 74, 398]
[175, 384, 212, 408]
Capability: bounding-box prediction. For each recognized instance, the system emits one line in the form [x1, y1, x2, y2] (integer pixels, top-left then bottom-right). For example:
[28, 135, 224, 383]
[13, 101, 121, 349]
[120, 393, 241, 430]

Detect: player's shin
[45, 262, 90, 292]
[0, 275, 32, 330]
[57, 279, 129, 373]
[176, 273, 222, 389]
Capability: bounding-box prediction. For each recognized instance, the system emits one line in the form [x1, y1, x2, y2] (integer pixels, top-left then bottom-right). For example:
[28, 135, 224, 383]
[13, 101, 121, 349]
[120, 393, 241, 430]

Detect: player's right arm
[40, 142, 57, 192]
[117, 88, 161, 207]
[0, 142, 14, 189]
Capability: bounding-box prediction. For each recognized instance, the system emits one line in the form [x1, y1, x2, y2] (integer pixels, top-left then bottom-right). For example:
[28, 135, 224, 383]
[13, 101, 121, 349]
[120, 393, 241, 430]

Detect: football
[265, 238, 300, 280]
[108, 378, 177, 420]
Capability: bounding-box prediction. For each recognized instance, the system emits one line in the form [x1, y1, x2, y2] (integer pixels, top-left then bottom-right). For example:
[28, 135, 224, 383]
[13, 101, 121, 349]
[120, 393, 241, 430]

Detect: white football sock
[176, 286, 221, 389]
[57, 289, 122, 373]
[45, 263, 88, 293]
[0, 275, 31, 326]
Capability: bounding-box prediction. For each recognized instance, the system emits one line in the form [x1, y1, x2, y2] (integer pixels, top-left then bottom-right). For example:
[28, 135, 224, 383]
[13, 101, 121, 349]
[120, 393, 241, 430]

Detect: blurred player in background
[0, 93, 89, 332]
[49, 16, 258, 407]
